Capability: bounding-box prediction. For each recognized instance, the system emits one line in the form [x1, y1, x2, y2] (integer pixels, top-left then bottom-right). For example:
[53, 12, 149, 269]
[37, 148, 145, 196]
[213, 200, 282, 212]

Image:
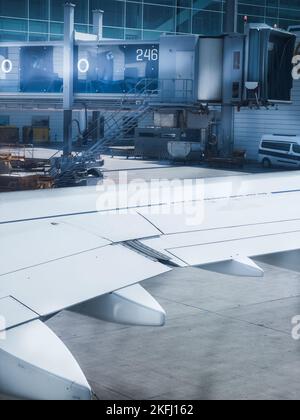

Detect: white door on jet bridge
[175, 51, 194, 100]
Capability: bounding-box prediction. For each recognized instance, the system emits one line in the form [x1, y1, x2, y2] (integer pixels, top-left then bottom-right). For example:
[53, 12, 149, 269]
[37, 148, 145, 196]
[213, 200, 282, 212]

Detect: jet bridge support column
[221, 0, 238, 156]
[93, 9, 104, 41]
[63, 2, 75, 156]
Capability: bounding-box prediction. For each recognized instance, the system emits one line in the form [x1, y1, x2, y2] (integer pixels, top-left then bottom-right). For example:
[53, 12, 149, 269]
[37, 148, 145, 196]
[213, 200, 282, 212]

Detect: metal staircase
[82, 78, 158, 151]
[51, 78, 194, 186]
[88, 101, 151, 153]
[51, 79, 157, 185]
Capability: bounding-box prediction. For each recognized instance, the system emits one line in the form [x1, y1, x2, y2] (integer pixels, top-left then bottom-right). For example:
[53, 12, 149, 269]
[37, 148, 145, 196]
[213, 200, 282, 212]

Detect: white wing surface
[1, 172, 300, 399]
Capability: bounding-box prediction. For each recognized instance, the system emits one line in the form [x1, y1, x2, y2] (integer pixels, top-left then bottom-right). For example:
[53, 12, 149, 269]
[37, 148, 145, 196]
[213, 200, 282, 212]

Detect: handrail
[52, 78, 194, 184]
[78, 78, 158, 143]
[72, 77, 193, 147]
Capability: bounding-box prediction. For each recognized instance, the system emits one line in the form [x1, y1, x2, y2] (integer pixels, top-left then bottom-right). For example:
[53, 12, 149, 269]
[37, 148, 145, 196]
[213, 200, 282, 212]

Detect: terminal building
[0, 1, 300, 162]
[1, 1, 300, 41]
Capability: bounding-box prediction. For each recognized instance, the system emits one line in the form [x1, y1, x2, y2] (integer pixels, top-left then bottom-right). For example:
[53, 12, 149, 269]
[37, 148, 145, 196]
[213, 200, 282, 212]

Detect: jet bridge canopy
[245, 24, 296, 104]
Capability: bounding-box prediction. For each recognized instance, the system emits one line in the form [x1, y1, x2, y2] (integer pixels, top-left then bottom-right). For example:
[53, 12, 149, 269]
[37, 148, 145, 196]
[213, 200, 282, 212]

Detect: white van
[259, 135, 300, 168]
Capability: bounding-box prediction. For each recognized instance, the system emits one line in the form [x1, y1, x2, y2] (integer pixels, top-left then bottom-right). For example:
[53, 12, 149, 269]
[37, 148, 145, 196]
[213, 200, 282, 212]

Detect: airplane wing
[1, 172, 300, 400]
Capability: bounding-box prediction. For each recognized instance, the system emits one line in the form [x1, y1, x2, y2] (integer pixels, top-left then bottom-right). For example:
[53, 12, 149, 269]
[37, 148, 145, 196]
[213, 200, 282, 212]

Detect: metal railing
[75, 78, 157, 148]
[72, 78, 194, 150]
[157, 78, 194, 103]
[52, 78, 194, 185]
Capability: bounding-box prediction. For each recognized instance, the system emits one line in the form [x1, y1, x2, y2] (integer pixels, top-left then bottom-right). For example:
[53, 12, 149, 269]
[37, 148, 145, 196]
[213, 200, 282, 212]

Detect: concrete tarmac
[48, 256, 300, 400]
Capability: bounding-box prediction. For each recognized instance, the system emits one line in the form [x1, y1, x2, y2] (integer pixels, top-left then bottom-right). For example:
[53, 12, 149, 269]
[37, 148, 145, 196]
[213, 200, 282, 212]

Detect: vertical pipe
[63, 110, 73, 155]
[63, 2, 75, 156]
[221, 0, 238, 156]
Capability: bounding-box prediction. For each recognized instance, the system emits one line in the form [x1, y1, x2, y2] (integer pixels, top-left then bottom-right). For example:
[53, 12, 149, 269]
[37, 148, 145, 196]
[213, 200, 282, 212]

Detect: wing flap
[0, 245, 171, 317]
[60, 212, 161, 242]
[0, 220, 110, 277]
[168, 230, 300, 266]
[141, 218, 300, 267]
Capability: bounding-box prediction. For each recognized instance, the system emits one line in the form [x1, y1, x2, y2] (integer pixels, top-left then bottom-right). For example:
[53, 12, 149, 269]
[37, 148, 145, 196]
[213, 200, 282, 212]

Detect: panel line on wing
[137, 211, 164, 235]
[138, 192, 300, 236]
[57, 212, 162, 243]
[0, 296, 39, 332]
[0, 244, 110, 278]
[0, 245, 172, 317]
[167, 231, 300, 266]
[160, 217, 300, 238]
[166, 228, 300, 252]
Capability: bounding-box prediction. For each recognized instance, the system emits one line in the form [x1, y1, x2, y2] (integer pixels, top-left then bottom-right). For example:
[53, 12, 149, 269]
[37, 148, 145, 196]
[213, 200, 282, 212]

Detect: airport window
[1, 1, 300, 41]
[177, 8, 192, 33]
[90, 0, 125, 28]
[72, 0, 89, 24]
[29, 0, 49, 21]
[0, 0, 28, 18]
[192, 9, 223, 35]
[262, 141, 291, 152]
[143, 5, 176, 32]
[50, 0, 64, 22]
[126, 3, 143, 30]
[292, 144, 300, 154]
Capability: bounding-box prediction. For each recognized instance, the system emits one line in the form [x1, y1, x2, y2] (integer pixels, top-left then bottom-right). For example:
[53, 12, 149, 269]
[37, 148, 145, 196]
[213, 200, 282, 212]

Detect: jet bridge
[0, 25, 295, 109]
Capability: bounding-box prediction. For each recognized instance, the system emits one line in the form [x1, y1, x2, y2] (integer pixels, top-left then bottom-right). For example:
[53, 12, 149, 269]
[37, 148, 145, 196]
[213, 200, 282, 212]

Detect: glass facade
[1, 1, 300, 42]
